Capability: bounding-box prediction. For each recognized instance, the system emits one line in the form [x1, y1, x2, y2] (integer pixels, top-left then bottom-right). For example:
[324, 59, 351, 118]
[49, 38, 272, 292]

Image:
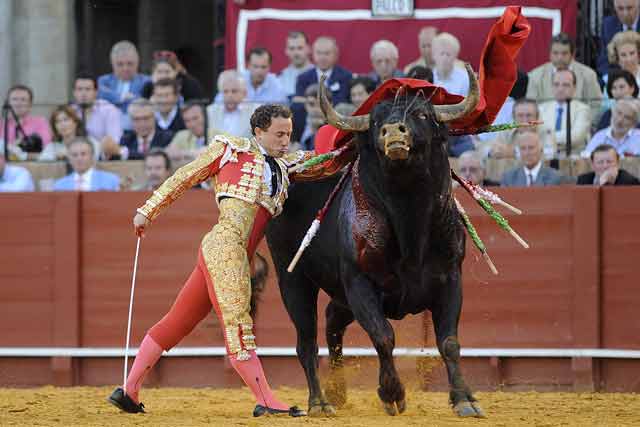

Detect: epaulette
[279, 150, 307, 167]
[212, 134, 252, 152]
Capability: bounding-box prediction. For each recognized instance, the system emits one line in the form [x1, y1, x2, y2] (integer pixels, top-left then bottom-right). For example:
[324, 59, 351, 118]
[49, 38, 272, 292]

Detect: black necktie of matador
[264, 155, 280, 197]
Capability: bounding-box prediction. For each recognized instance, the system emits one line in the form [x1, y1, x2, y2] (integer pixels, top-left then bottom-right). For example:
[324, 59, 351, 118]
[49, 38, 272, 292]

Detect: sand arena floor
[0, 386, 639, 427]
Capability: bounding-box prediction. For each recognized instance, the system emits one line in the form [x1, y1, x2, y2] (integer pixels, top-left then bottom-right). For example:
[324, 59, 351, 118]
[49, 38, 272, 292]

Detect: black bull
[264, 66, 485, 418]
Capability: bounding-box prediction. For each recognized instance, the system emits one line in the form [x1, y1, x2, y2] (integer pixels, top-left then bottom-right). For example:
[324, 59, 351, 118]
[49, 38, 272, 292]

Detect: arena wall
[0, 187, 639, 392]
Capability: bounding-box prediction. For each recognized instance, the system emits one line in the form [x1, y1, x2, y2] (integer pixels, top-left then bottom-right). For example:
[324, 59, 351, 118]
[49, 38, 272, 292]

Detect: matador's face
[255, 117, 292, 158]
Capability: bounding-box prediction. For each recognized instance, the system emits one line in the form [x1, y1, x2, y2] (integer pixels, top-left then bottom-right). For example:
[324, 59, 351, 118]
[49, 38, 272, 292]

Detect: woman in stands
[595, 69, 640, 132]
[39, 105, 101, 161]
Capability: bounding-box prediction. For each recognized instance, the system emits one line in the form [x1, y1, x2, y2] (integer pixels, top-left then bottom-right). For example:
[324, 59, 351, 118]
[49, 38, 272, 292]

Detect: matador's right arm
[136, 135, 249, 221]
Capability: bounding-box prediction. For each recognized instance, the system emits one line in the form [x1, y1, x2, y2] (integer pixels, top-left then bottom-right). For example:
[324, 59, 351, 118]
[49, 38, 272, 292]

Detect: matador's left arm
[283, 146, 356, 182]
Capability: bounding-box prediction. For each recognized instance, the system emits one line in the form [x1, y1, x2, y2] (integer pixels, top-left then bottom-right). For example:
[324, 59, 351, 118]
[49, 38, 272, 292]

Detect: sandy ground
[0, 387, 639, 427]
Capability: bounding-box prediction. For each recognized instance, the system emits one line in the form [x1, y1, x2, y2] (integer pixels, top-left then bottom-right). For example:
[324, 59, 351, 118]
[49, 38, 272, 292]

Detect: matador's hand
[133, 213, 150, 237]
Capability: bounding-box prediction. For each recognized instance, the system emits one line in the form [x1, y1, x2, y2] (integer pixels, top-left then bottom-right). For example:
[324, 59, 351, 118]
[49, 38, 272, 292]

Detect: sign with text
[372, 0, 415, 17]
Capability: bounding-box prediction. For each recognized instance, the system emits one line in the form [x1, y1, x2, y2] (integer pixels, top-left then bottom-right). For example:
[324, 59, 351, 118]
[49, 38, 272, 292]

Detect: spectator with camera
[0, 84, 52, 160]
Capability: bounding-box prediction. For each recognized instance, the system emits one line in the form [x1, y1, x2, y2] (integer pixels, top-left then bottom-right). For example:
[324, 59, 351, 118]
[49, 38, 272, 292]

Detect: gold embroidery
[137, 139, 226, 221]
[201, 198, 257, 356]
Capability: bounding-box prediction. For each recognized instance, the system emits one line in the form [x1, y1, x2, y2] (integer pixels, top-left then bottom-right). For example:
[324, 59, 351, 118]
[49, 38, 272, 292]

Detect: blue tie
[555, 105, 564, 131]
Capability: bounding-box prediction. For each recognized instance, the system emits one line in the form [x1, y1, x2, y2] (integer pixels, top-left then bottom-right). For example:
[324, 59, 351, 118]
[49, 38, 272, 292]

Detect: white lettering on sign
[372, 0, 414, 17]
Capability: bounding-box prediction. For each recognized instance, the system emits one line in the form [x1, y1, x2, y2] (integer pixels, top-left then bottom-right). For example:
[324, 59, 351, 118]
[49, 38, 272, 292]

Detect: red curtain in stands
[224, 0, 577, 74]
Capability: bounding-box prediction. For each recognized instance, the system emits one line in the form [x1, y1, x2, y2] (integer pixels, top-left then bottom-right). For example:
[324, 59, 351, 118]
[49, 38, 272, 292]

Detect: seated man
[368, 40, 403, 86]
[277, 31, 313, 100]
[166, 101, 224, 162]
[0, 142, 35, 192]
[132, 149, 173, 191]
[71, 74, 123, 145]
[404, 26, 438, 73]
[53, 138, 120, 191]
[501, 129, 563, 187]
[456, 150, 499, 186]
[583, 99, 640, 157]
[107, 98, 173, 160]
[538, 69, 591, 157]
[577, 143, 640, 185]
[207, 70, 258, 138]
[151, 79, 185, 134]
[431, 32, 469, 96]
[298, 84, 330, 150]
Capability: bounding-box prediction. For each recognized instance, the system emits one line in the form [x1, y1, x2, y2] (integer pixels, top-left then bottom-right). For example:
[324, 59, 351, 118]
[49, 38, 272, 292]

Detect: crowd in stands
[3, 1, 640, 193]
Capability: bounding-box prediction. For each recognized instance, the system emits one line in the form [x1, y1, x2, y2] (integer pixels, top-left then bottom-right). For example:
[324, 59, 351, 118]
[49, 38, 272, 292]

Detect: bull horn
[318, 75, 370, 131]
[433, 63, 480, 123]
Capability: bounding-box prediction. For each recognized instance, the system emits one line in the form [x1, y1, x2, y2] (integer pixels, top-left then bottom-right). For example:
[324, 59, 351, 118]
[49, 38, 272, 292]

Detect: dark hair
[145, 149, 172, 170]
[250, 104, 292, 135]
[74, 73, 98, 90]
[512, 98, 539, 118]
[550, 32, 575, 55]
[590, 143, 619, 161]
[304, 83, 331, 101]
[553, 68, 577, 86]
[180, 100, 205, 115]
[406, 65, 434, 83]
[7, 84, 34, 103]
[152, 78, 179, 95]
[247, 47, 272, 64]
[50, 105, 84, 141]
[288, 31, 309, 43]
[606, 69, 640, 98]
[349, 76, 376, 95]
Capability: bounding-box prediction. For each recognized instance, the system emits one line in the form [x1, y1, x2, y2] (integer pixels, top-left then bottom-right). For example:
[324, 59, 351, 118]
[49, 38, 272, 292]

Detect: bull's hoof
[397, 398, 407, 414]
[383, 401, 398, 416]
[453, 401, 485, 418]
[308, 403, 337, 417]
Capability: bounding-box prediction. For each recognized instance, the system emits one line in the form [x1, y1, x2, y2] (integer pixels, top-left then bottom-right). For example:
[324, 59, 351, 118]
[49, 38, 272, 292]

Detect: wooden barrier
[0, 187, 639, 391]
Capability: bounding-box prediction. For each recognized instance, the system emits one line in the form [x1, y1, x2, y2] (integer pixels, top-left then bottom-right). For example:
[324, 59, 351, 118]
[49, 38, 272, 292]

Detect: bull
[265, 65, 485, 418]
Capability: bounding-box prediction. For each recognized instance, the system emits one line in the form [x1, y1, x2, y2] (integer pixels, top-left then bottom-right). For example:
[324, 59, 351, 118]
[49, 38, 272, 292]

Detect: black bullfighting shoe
[107, 387, 146, 414]
[253, 404, 307, 417]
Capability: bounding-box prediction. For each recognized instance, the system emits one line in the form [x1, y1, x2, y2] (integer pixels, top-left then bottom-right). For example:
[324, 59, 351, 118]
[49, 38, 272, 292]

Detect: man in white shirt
[432, 32, 469, 96]
[208, 70, 258, 138]
[0, 142, 35, 192]
[538, 69, 591, 157]
[277, 31, 313, 101]
[501, 129, 563, 187]
[583, 98, 640, 157]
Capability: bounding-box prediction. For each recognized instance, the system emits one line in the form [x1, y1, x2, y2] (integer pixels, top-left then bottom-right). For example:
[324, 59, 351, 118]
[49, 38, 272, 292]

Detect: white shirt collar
[523, 160, 543, 182]
[155, 107, 178, 130]
[73, 167, 94, 191]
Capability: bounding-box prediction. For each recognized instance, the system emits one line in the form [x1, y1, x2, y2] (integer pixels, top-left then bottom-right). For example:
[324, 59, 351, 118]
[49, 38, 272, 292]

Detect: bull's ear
[318, 75, 370, 132]
[433, 63, 479, 123]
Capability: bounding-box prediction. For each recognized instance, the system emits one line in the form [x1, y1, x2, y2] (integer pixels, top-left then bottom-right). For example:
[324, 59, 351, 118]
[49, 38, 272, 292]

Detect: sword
[123, 236, 141, 392]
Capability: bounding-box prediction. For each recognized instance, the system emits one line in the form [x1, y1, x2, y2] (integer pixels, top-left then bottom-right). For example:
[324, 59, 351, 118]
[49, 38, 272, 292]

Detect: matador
[108, 104, 347, 417]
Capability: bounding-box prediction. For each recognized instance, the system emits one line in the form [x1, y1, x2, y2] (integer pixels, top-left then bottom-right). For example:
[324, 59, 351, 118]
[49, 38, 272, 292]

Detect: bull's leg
[431, 270, 485, 418]
[278, 278, 334, 417]
[346, 274, 405, 416]
[325, 301, 354, 408]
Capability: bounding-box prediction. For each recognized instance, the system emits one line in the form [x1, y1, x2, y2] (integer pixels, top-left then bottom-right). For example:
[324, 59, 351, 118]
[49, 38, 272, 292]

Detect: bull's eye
[416, 113, 427, 120]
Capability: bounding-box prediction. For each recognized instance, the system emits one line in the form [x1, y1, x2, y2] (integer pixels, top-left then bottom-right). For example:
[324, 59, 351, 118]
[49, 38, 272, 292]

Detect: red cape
[315, 5, 531, 154]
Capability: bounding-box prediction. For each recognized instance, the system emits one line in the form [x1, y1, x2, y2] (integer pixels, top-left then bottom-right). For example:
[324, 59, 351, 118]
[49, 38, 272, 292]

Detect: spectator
[404, 26, 438, 73]
[97, 40, 150, 128]
[298, 84, 330, 150]
[141, 53, 204, 101]
[526, 33, 602, 120]
[447, 135, 475, 158]
[368, 40, 404, 86]
[277, 31, 313, 100]
[406, 65, 434, 82]
[167, 101, 224, 162]
[596, 69, 640, 131]
[539, 69, 591, 157]
[431, 32, 469, 96]
[583, 99, 640, 157]
[501, 129, 562, 187]
[39, 105, 101, 161]
[456, 150, 499, 186]
[597, 0, 640, 77]
[71, 74, 123, 145]
[577, 143, 640, 185]
[479, 98, 555, 160]
[0, 142, 35, 192]
[110, 98, 173, 160]
[244, 47, 287, 104]
[207, 70, 258, 137]
[132, 149, 173, 191]
[0, 84, 52, 159]
[607, 30, 640, 87]
[151, 79, 185, 134]
[295, 36, 353, 105]
[349, 76, 376, 109]
[53, 138, 120, 191]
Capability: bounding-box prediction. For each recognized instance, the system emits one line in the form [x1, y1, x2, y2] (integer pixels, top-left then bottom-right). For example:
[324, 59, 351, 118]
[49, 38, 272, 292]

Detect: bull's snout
[380, 122, 412, 160]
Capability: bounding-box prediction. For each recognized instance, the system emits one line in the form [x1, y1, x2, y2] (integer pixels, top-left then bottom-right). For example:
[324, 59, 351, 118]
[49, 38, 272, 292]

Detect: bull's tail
[250, 252, 269, 318]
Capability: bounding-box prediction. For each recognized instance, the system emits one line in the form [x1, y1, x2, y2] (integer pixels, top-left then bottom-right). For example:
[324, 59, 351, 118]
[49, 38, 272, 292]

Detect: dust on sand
[0, 387, 638, 427]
